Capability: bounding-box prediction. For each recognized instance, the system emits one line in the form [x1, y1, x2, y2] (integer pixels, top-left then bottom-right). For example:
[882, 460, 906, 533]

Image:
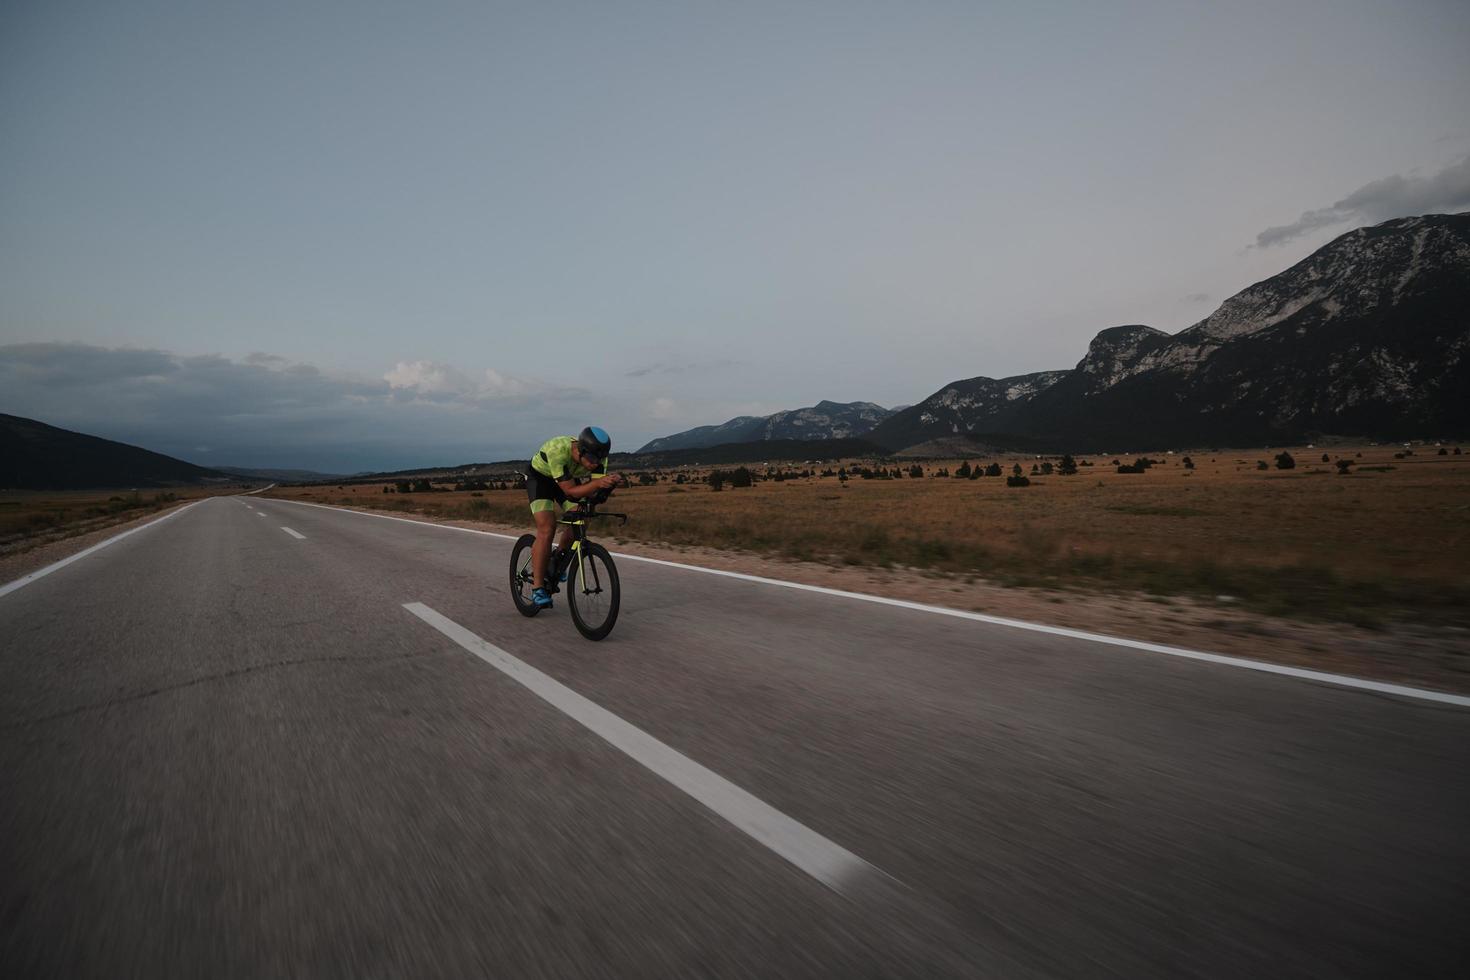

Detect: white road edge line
[403, 601, 883, 896]
[0, 501, 203, 600]
[277, 499, 1470, 709]
[280, 527, 306, 539]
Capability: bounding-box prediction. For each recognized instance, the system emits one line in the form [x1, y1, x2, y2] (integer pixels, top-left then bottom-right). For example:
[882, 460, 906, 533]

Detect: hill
[0, 414, 241, 490]
[217, 466, 352, 483]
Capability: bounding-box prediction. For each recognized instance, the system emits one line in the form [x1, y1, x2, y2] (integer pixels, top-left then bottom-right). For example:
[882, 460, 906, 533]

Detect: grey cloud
[1181, 292, 1211, 304]
[1255, 156, 1470, 248]
[624, 358, 738, 378]
[0, 344, 574, 471]
[0, 343, 178, 386]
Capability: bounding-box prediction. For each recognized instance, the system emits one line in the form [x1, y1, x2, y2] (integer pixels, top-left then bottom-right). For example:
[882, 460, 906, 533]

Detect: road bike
[509, 489, 625, 640]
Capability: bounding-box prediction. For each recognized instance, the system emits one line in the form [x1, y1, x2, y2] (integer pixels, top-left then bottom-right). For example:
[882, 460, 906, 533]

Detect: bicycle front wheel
[568, 543, 620, 640]
[508, 533, 542, 617]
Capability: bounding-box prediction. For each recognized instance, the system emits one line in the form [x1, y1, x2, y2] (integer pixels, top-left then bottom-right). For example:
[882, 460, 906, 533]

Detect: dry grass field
[268, 443, 1470, 628]
[0, 487, 221, 560]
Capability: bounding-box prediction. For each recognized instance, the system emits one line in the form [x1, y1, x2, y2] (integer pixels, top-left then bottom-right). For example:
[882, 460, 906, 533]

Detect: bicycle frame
[555, 501, 626, 590]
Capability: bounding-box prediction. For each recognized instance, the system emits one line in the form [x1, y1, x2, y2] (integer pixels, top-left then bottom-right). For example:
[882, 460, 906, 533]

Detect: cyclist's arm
[559, 474, 620, 499]
[560, 479, 599, 500]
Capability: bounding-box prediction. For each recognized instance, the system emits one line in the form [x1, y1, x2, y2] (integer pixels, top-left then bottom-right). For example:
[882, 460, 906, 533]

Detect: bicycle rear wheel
[508, 533, 542, 617]
[568, 543, 619, 640]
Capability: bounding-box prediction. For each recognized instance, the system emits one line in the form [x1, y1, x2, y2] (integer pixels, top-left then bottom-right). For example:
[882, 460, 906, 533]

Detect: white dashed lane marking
[403, 602, 886, 897]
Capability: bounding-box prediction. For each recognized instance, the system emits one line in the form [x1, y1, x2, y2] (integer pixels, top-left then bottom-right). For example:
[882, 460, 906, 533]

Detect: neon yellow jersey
[530, 435, 606, 482]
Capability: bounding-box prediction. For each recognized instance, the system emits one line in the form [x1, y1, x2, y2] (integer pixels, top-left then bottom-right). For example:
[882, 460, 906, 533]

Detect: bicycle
[508, 488, 626, 641]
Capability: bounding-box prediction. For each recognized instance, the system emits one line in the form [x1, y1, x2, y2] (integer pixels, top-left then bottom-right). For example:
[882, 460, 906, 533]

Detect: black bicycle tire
[568, 542, 619, 640]
[508, 533, 542, 617]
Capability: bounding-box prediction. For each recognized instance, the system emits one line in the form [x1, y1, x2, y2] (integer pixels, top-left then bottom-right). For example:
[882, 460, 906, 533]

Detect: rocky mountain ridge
[869, 212, 1470, 450]
[637, 400, 896, 453]
[643, 212, 1468, 455]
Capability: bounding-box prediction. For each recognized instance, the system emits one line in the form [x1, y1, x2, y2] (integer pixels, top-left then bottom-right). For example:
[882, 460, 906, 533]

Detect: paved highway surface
[3, 495, 1467, 978]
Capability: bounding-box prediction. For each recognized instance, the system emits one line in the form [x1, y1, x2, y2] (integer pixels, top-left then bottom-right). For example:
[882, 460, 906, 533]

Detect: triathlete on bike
[524, 426, 624, 609]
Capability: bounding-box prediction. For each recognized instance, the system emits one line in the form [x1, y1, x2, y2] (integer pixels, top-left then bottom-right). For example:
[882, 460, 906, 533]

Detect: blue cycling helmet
[577, 426, 611, 464]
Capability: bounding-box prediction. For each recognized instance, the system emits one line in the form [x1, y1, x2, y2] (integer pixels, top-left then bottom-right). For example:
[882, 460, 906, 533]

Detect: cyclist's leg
[555, 510, 576, 553]
[526, 466, 561, 589]
[531, 509, 556, 588]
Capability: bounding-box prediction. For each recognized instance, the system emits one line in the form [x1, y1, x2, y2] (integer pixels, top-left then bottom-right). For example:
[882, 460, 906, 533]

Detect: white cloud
[384, 360, 540, 401]
[649, 397, 679, 420]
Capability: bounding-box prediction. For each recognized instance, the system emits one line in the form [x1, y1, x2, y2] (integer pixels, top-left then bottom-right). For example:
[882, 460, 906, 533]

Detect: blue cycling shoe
[531, 587, 554, 609]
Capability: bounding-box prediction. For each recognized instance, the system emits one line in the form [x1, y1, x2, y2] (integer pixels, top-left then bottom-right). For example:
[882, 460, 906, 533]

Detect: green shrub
[913, 539, 952, 564]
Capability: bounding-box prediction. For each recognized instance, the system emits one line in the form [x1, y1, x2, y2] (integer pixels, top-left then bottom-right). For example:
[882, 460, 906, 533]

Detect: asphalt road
[2, 495, 1467, 978]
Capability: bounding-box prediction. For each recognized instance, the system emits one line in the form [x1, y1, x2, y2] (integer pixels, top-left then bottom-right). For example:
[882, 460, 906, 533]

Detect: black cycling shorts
[525, 466, 569, 515]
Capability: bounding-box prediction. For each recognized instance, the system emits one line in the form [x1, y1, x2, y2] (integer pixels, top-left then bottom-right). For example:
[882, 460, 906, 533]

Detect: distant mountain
[627, 437, 888, 466]
[872, 212, 1470, 451]
[866, 371, 1070, 451]
[636, 415, 765, 454]
[0, 414, 241, 490]
[638, 400, 897, 452]
[217, 466, 352, 483]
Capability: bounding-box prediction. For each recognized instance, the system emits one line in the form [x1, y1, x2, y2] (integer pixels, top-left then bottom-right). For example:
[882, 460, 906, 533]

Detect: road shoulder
[0, 498, 205, 589]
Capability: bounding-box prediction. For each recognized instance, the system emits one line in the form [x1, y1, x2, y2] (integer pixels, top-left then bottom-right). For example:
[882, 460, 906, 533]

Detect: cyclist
[524, 426, 623, 609]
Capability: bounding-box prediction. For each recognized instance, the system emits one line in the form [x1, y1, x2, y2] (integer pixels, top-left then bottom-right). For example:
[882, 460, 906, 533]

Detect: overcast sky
[3, 0, 1469, 471]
